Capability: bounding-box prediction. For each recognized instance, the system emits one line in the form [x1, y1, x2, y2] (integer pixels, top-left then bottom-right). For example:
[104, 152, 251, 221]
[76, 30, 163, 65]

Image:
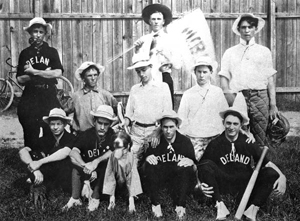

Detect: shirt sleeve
[17, 50, 26, 77]
[177, 93, 189, 134]
[49, 48, 64, 72]
[218, 49, 231, 80]
[263, 48, 277, 78]
[125, 87, 134, 120]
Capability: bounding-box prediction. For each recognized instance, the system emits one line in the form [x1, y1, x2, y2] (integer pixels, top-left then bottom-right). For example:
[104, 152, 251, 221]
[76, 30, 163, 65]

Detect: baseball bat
[234, 146, 269, 220]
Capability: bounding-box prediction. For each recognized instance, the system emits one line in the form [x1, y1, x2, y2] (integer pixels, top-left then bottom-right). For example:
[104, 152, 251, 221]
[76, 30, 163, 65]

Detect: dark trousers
[71, 161, 108, 199]
[162, 72, 174, 109]
[198, 159, 279, 208]
[145, 162, 194, 207]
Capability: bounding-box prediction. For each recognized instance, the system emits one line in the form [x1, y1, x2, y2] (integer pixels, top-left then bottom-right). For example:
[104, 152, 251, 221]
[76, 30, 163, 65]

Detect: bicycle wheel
[56, 76, 74, 95]
[0, 78, 14, 112]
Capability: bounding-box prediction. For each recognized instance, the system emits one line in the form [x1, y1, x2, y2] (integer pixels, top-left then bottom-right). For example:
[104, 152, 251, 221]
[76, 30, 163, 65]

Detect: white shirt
[178, 83, 228, 138]
[125, 80, 172, 124]
[218, 38, 277, 92]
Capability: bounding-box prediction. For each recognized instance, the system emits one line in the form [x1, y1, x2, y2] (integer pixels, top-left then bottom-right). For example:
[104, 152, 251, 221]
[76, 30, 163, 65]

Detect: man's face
[94, 117, 111, 137]
[238, 20, 257, 42]
[30, 26, 46, 47]
[149, 12, 165, 32]
[195, 65, 211, 86]
[136, 65, 152, 84]
[83, 68, 99, 89]
[224, 115, 242, 140]
[162, 118, 177, 142]
[49, 119, 65, 137]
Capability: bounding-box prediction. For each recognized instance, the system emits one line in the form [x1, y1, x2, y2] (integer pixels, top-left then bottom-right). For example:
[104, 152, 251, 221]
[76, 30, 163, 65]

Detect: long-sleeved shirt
[178, 83, 228, 138]
[218, 38, 276, 92]
[125, 80, 172, 124]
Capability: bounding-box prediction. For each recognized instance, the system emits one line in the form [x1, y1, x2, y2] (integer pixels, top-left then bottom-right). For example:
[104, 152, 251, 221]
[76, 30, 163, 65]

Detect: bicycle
[0, 58, 74, 112]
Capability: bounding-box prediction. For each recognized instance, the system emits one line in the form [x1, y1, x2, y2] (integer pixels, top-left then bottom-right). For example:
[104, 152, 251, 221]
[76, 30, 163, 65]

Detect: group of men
[17, 3, 287, 221]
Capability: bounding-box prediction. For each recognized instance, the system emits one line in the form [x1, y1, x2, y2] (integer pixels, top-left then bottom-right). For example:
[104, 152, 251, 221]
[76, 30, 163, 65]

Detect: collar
[151, 29, 167, 37]
[83, 86, 99, 94]
[195, 82, 211, 91]
[53, 131, 64, 145]
[139, 79, 158, 87]
[240, 37, 256, 46]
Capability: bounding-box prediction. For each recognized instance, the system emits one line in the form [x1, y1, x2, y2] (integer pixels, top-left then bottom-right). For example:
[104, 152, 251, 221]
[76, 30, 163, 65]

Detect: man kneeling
[197, 107, 286, 221]
[144, 110, 195, 220]
[19, 108, 75, 207]
[63, 105, 116, 212]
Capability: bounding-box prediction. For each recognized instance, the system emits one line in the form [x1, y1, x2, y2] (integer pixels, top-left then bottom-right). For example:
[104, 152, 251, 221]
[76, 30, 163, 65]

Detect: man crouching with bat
[197, 107, 286, 221]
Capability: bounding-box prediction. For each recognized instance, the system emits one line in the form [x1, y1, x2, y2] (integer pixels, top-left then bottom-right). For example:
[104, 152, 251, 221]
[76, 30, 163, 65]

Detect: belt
[34, 84, 52, 89]
[241, 89, 266, 98]
[135, 121, 156, 128]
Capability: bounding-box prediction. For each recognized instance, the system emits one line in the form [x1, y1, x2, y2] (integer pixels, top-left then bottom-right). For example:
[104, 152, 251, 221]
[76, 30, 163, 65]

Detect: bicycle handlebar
[6, 58, 18, 68]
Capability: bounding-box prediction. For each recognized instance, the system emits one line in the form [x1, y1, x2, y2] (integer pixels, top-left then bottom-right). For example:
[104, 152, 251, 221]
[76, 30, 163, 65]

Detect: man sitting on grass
[19, 108, 75, 206]
[197, 107, 286, 221]
[63, 105, 116, 212]
[144, 110, 195, 220]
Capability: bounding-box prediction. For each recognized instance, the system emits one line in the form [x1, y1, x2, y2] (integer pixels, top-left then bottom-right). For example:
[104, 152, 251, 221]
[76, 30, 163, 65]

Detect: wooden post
[268, 0, 276, 67]
[34, 0, 42, 17]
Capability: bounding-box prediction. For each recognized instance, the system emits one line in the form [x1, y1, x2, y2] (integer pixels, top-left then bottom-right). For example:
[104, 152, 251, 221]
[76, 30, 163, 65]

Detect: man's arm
[267, 75, 280, 120]
[19, 147, 34, 165]
[24, 63, 62, 79]
[29, 147, 71, 171]
[265, 161, 286, 195]
[69, 147, 86, 168]
[84, 150, 113, 174]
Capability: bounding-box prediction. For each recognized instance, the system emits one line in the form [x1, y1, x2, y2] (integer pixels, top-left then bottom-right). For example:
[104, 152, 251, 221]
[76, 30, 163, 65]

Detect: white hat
[159, 110, 182, 127]
[232, 13, 265, 36]
[127, 53, 152, 70]
[90, 105, 117, 121]
[43, 108, 71, 124]
[74, 61, 105, 81]
[219, 107, 249, 126]
[193, 56, 218, 71]
[23, 17, 52, 34]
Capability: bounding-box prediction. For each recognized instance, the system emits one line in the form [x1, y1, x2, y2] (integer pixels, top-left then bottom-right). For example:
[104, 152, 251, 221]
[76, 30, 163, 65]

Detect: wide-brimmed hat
[74, 61, 105, 81]
[219, 107, 249, 126]
[159, 110, 182, 127]
[142, 4, 173, 26]
[90, 105, 117, 121]
[193, 56, 218, 72]
[23, 17, 52, 34]
[127, 53, 152, 70]
[43, 108, 71, 124]
[232, 13, 265, 36]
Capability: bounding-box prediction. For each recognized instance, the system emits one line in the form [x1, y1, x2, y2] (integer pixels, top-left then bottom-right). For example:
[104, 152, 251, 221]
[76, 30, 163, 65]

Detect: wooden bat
[235, 146, 269, 220]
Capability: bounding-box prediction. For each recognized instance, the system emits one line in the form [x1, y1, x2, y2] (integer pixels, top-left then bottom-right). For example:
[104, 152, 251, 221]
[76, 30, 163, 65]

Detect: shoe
[152, 204, 163, 218]
[88, 198, 100, 212]
[175, 206, 186, 220]
[244, 204, 259, 221]
[215, 201, 230, 220]
[62, 197, 82, 210]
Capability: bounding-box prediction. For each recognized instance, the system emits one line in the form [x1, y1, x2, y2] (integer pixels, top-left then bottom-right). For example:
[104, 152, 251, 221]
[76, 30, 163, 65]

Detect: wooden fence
[0, 0, 300, 108]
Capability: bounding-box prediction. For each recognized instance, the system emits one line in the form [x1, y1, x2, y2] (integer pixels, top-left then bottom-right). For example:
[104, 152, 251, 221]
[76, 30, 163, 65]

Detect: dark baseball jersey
[201, 132, 270, 174]
[73, 127, 115, 163]
[146, 131, 196, 164]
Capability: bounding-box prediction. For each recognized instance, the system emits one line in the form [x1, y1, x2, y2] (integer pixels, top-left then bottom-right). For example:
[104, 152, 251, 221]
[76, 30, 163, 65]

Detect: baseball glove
[267, 113, 290, 144]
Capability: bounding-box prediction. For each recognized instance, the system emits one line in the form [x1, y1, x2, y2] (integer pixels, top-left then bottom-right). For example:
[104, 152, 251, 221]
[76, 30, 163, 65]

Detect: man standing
[124, 54, 172, 164]
[134, 4, 174, 104]
[197, 107, 286, 221]
[19, 108, 75, 195]
[63, 105, 116, 212]
[71, 61, 118, 133]
[219, 13, 279, 145]
[144, 110, 195, 220]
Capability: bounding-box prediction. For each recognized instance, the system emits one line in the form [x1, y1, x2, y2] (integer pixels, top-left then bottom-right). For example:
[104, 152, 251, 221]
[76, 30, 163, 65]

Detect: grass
[0, 136, 300, 221]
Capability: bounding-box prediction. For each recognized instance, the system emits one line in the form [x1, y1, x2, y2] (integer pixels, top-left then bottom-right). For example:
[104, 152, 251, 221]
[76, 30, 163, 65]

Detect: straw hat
[23, 17, 52, 34]
[193, 56, 218, 72]
[219, 107, 249, 126]
[127, 53, 152, 70]
[74, 61, 105, 81]
[232, 13, 265, 36]
[142, 4, 172, 26]
[43, 108, 71, 124]
[159, 110, 182, 127]
[90, 105, 117, 121]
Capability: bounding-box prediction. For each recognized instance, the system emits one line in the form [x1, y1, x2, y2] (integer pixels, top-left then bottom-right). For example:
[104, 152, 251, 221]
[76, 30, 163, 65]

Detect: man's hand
[29, 160, 43, 172]
[149, 126, 161, 148]
[146, 155, 158, 165]
[177, 157, 194, 167]
[245, 132, 255, 144]
[90, 171, 97, 182]
[108, 195, 115, 210]
[134, 39, 144, 53]
[83, 161, 98, 174]
[24, 63, 36, 75]
[273, 174, 286, 196]
[270, 105, 280, 121]
[33, 170, 44, 185]
[200, 182, 214, 198]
